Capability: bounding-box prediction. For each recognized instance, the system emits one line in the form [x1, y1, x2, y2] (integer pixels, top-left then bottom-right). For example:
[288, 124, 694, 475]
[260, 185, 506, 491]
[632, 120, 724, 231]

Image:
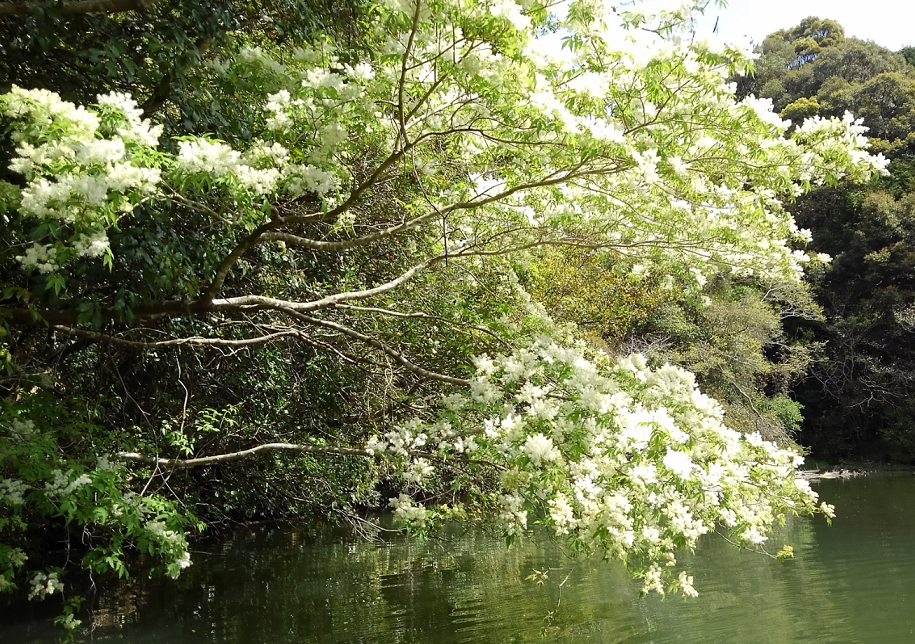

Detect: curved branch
[203, 219, 282, 301]
[117, 443, 373, 469]
[397, 0, 423, 146]
[211, 252, 443, 313]
[117, 443, 506, 471]
[258, 211, 445, 252]
[256, 164, 595, 254]
[53, 325, 301, 349]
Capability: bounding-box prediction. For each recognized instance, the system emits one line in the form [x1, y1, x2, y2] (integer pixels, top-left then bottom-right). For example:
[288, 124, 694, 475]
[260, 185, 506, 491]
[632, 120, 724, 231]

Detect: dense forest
[0, 0, 907, 634]
[733, 18, 915, 462]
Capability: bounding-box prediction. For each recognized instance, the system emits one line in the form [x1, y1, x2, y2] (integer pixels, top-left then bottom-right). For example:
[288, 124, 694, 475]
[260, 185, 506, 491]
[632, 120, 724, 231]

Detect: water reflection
[3, 474, 915, 643]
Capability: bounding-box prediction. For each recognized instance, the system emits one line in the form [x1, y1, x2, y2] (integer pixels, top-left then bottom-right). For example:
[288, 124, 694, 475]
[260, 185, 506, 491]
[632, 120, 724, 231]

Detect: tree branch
[116, 443, 373, 469]
[256, 163, 596, 254]
[210, 253, 444, 313]
[116, 442, 505, 471]
[51, 325, 303, 349]
[333, 303, 514, 350]
[397, 0, 423, 146]
[290, 311, 472, 385]
[203, 219, 283, 301]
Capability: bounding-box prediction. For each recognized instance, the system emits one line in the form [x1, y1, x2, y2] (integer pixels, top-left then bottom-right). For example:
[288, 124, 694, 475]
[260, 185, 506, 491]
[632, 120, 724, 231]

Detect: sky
[692, 0, 915, 52]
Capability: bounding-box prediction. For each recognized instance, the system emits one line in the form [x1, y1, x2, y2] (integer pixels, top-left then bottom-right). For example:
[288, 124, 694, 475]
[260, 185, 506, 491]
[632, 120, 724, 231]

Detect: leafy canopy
[0, 0, 886, 609]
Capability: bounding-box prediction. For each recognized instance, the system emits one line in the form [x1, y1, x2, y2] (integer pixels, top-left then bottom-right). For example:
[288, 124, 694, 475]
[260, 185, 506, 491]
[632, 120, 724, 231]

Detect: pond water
[3, 473, 915, 643]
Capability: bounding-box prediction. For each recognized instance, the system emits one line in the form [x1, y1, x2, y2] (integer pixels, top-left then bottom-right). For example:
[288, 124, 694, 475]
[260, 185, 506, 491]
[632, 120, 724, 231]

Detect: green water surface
[3, 473, 915, 643]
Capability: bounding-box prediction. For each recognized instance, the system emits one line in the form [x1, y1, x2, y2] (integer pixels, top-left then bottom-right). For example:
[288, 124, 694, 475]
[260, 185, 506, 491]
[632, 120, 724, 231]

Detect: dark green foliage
[735, 18, 915, 462]
[0, 0, 447, 609]
[0, 0, 363, 180]
[790, 178, 915, 462]
[0, 0, 358, 108]
[902, 47, 915, 69]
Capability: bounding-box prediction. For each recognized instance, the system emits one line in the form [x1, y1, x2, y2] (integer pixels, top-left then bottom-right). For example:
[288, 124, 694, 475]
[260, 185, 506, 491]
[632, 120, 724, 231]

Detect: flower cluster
[145, 521, 193, 570]
[389, 493, 428, 527]
[28, 571, 63, 600]
[44, 469, 92, 497]
[9, 418, 36, 439]
[2, 0, 889, 288]
[0, 478, 29, 506]
[174, 138, 283, 196]
[368, 339, 829, 596]
[0, 423, 196, 600]
[2, 86, 161, 273]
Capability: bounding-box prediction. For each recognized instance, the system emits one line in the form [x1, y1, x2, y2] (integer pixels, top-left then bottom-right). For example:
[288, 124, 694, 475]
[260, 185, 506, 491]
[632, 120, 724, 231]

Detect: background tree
[737, 18, 915, 462]
[528, 248, 818, 444]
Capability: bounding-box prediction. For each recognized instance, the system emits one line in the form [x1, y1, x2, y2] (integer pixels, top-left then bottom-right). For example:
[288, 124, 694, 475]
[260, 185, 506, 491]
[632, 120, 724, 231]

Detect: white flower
[60, 614, 82, 631]
[97, 91, 162, 146]
[73, 230, 109, 258]
[145, 521, 182, 545]
[662, 448, 695, 479]
[441, 393, 467, 411]
[740, 95, 789, 130]
[678, 570, 698, 597]
[237, 46, 286, 75]
[9, 419, 36, 439]
[106, 162, 160, 192]
[499, 493, 528, 535]
[344, 62, 375, 81]
[488, 0, 531, 31]
[365, 435, 387, 455]
[549, 494, 575, 533]
[629, 463, 658, 486]
[283, 164, 339, 196]
[453, 436, 478, 453]
[744, 431, 765, 447]
[175, 139, 241, 177]
[0, 479, 29, 505]
[7, 548, 27, 567]
[265, 90, 295, 131]
[568, 72, 609, 98]
[75, 137, 126, 164]
[389, 494, 427, 527]
[28, 571, 63, 600]
[403, 458, 434, 484]
[97, 455, 122, 472]
[521, 433, 558, 466]
[642, 563, 665, 595]
[742, 525, 767, 545]
[174, 551, 192, 570]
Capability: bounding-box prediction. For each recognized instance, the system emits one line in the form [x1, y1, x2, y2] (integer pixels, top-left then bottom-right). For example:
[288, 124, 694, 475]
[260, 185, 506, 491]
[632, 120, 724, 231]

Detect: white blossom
[520, 433, 558, 466]
[73, 230, 110, 258]
[28, 571, 63, 600]
[389, 494, 428, 527]
[0, 479, 29, 505]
